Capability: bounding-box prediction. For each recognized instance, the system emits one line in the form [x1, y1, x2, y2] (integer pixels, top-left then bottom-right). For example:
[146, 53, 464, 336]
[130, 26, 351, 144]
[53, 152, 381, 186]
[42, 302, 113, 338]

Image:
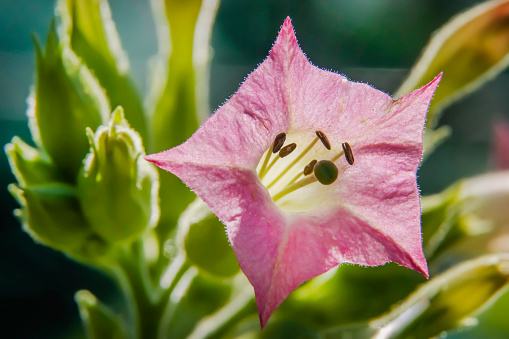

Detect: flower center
[256, 131, 354, 212]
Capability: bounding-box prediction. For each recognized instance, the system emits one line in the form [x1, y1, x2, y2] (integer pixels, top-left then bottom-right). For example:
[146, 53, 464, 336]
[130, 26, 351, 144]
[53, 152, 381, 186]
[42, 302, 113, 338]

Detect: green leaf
[370, 254, 509, 339]
[75, 290, 126, 339]
[56, 0, 147, 141]
[395, 0, 509, 153]
[147, 0, 219, 241]
[279, 263, 426, 329]
[32, 20, 110, 181]
[78, 107, 159, 244]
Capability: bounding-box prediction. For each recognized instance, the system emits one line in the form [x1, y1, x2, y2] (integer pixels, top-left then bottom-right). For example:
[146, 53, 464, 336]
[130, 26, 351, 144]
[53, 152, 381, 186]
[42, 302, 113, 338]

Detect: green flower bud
[32, 19, 110, 181]
[8, 183, 108, 259]
[5, 136, 57, 187]
[78, 107, 159, 244]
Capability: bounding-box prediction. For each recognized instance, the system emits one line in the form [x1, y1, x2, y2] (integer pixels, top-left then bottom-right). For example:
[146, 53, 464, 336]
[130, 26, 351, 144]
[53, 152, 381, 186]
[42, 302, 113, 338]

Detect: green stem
[113, 241, 179, 339]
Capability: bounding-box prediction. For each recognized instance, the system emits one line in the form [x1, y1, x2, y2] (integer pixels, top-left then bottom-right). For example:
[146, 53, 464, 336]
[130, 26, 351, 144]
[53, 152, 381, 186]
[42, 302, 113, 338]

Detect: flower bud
[32, 20, 110, 181]
[75, 290, 126, 339]
[78, 107, 159, 244]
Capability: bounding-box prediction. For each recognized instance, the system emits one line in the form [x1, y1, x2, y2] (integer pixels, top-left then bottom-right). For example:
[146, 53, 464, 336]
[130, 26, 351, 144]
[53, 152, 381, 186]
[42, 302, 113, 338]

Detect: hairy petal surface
[146, 17, 440, 327]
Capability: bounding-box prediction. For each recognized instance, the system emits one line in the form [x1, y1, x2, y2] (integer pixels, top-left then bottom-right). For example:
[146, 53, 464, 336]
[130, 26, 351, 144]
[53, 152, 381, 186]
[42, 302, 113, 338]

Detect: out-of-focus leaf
[163, 269, 232, 339]
[278, 263, 426, 329]
[395, 0, 509, 153]
[5, 137, 57, 187]
[370, 254, 509, 339]
[75, 290, 126, 339]
[420, 183, 479, 261]
[447, 171, 509, 258]
[56, 0, 147, 140]
[147, 0, 219, 243]
[32, 20, 110, 181]
[78, 107, 159, 244]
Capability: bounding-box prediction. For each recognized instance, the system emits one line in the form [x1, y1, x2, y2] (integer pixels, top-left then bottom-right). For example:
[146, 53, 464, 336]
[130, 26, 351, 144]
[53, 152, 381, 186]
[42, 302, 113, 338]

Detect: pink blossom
[146, 18, 441, 327]
[493, 118, 509, 170]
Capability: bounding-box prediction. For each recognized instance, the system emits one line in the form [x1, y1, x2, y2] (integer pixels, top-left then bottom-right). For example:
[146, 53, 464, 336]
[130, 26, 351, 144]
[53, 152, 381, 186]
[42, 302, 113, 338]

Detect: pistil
[258, 131, 356, 203]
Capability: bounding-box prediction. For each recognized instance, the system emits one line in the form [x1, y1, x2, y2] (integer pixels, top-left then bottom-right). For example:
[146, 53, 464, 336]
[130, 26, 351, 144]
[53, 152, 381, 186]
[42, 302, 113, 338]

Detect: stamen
[285, 159, 317, 187]
[273, 175, 317, 202]
[304, 159, 318, 176]
[261, 143, 297, 178]
[267, 137, 318, 189]
[259, 133, 286, 178]
[342, 142, 355, 165]
[273, 133, 286, 153]
[279, 143, 297, 158]
[316, 130, 331, 150]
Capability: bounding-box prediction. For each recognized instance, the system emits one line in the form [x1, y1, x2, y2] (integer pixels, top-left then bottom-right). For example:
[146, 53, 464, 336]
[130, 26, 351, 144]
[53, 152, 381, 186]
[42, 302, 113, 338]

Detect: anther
[279, 143, 297, 158]
[314, 160, 339, 185]
[303, 160, 317, 176]
[272, 133, 286, 153]
[316, 131, 331, 150]
[342, 142, 354, 165]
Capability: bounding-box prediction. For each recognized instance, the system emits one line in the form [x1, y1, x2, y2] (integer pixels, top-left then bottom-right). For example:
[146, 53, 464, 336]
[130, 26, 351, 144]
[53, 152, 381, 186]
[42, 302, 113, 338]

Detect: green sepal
[32, 20, 110, 181]
[78, 107, 159, 244]
[56, 0, 147, 141]
[184, 214, 240, 277]
[8, 183, 108, 259]
[177, 198, 239, 277]
[5, 137, 57, 187]
[75, 290, 126, 339]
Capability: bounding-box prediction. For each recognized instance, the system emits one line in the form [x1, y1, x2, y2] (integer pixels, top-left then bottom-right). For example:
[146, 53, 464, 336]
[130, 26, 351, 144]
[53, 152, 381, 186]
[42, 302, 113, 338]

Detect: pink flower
[146, 18, 441, 327]
[493, 118, 509, 170]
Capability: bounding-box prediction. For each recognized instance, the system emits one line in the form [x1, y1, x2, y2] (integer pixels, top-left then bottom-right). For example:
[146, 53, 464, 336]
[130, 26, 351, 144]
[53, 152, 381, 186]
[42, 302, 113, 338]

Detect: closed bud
[32, 19, 110, 181]
[78, 107, 159, 244]
[75, 290, 126, 339]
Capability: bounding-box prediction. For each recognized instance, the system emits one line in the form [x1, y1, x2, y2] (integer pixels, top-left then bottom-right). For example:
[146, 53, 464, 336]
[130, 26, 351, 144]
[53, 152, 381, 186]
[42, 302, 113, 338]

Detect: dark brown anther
[316, 131, 331, 150]
[303, 159, 318, 176]
[342, 142, 354, 165]
[272, 133, 287, 153]
[279, 143, 297, 158]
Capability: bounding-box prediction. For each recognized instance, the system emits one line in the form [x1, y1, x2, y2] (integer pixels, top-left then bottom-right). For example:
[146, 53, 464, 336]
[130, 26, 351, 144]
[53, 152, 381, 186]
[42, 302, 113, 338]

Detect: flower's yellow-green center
[255, 131, 354, 212]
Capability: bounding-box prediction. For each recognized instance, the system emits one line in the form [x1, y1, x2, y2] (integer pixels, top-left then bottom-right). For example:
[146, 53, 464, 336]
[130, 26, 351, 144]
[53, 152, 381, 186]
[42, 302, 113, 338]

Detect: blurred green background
[1, 0, 508, 337]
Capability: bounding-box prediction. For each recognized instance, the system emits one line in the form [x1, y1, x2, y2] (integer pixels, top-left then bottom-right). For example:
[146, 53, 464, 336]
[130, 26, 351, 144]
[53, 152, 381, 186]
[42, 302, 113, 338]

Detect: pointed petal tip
[283, 16, 292, 28]
[144, 153, 157, 163]
[144, 153, 165, 167]
[410, 254, 429, 279]
[277, 16, 297, 41]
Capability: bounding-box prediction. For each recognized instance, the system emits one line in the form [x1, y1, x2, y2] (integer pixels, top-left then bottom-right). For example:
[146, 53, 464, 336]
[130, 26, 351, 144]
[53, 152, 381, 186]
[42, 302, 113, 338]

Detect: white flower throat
[255, 130, 354, 212]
